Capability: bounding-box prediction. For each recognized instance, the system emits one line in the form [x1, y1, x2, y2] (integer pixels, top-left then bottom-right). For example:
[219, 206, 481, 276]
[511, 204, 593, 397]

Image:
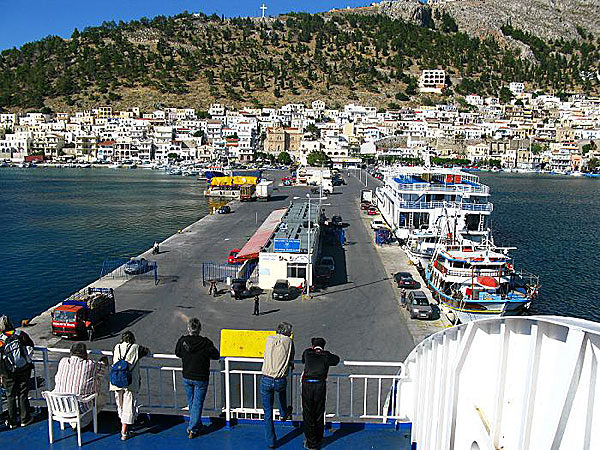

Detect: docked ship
[425, 239, 540, 323]
[375, 167, 493, 267]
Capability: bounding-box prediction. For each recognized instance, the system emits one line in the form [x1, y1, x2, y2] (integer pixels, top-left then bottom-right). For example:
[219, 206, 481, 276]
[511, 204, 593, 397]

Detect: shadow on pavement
[93, 309, 152, 340]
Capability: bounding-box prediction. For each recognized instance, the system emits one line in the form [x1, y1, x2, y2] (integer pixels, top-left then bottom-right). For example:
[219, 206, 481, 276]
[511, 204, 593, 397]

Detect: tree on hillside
[307, 150, 331, 167]
[305, 123, 320, 140]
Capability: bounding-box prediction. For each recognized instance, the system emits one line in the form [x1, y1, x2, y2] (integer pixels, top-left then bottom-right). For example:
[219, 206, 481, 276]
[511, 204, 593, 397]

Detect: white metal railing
[29, 347, 221, 416]
[392, 182, 489, 194]
[395, 200, 493, 212]
[29, 348, 407, 424]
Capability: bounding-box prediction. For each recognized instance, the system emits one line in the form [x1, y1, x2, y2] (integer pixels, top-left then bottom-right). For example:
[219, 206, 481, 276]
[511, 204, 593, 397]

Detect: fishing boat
[425, 240, 539, 323]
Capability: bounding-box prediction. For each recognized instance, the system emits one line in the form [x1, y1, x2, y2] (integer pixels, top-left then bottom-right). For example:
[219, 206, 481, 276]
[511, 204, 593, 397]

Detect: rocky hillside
[374, 0, 600, 42]
[0, 9, 598, 113]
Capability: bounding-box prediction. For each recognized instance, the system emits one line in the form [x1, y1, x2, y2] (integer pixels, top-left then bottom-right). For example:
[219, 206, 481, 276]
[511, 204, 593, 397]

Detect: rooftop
[262, 201, 321, 253]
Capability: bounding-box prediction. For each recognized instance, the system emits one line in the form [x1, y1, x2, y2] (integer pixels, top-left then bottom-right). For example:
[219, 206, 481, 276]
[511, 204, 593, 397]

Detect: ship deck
[5, 411, 411, 450]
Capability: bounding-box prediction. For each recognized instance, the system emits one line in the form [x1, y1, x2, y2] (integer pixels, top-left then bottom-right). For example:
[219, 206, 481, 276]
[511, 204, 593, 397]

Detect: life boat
[477, 276, 499, 289]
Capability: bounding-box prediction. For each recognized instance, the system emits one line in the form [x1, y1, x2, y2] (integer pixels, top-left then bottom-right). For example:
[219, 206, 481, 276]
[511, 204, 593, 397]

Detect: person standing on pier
[261, 322, 294, 449]
[109, 331, 150, 441]
[301, 337, 340, 450]
[175, 318, 220, 439]
[0, 315, 35, 428]
[253, 295, 260, 316]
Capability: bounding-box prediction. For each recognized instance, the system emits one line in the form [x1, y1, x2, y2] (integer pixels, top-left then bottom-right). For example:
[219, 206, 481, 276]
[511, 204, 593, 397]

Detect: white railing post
[225, 357, 231, 426]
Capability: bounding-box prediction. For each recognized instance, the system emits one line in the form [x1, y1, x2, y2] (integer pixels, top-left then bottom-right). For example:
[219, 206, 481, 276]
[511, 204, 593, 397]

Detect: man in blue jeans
[175, 318, 220, 439]
[260, 322, 294, 449]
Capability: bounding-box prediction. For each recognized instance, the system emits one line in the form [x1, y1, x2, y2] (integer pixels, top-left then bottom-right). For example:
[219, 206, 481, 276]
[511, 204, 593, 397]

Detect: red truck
[51, 287, 116, 341]
[240, 184, 256, 201]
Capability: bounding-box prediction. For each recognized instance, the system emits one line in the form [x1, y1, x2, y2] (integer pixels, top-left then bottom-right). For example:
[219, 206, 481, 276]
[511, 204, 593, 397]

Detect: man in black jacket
[175, 318, 220, 439]
[301, 337, 340, 450]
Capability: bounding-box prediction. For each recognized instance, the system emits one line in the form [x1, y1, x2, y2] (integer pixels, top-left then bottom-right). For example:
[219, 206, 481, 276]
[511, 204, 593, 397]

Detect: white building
[419, 70, 446, 94]
[509, 82, 525, 95]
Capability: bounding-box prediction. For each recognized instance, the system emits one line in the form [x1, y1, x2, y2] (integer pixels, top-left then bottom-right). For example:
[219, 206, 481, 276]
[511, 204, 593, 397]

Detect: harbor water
[0, 167, 211, 323]
[479, 172, 600, 322]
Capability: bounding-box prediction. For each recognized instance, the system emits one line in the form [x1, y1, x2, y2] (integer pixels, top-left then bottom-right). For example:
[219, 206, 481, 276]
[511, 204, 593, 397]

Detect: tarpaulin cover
[236, 209, 287, 260]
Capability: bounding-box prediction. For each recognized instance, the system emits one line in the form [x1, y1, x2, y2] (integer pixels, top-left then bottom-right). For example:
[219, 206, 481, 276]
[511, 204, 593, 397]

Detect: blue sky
[0, 0, 369, 51]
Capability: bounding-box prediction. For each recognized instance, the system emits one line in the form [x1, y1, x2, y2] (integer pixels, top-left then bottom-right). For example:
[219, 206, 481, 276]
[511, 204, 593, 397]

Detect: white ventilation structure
[395, 316, 600, 450]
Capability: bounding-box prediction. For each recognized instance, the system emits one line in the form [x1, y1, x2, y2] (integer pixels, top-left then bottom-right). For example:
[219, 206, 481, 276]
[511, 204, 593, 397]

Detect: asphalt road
[43, 170, 414, 363]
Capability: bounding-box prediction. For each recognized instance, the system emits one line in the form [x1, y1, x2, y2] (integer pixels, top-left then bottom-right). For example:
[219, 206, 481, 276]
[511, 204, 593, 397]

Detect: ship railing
[444, 268, 503, 277]
[395, 201, 492, 212]
[393, 183, 489, 194]
[29, 348, 408, 424]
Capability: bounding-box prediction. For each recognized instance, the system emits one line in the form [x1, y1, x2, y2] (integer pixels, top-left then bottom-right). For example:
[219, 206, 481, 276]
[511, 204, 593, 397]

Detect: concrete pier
[25, 171, 421, 362]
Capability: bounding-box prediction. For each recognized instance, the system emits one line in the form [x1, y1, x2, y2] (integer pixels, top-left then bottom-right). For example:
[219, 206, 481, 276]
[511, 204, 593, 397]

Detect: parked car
[367, 207, 379, 215]
[315, 265, 332, 285]
[360, 202, 373, 210]
[393, 272, 418, 289]
[370, 219, 389, 230]
[217, 205, 231, 214]
[230, 278, 253, 299]
[272, 279, 292, 300]
[319, 256, 335, 274]
[124, 257, 149, 274]
[406, 291, 433, 319]
[228, 249, 243, 265]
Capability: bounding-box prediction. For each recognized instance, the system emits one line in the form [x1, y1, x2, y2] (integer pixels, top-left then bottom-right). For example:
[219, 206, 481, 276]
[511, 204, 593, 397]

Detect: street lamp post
[306, 193, 312, 294]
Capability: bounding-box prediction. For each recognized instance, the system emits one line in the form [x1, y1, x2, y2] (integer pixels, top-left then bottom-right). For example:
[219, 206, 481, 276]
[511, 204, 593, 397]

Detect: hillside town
[1, 81, 600, 173]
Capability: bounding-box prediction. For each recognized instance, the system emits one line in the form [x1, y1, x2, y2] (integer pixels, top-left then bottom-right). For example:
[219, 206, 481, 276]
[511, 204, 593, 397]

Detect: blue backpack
[110, 344, 133, 388]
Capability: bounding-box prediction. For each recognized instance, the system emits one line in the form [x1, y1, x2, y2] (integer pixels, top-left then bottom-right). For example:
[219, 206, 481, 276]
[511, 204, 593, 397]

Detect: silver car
[407, 290, 433, 320]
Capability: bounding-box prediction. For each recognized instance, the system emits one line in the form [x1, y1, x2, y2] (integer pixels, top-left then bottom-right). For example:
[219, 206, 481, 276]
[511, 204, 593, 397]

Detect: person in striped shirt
[53, 343, 108, 428]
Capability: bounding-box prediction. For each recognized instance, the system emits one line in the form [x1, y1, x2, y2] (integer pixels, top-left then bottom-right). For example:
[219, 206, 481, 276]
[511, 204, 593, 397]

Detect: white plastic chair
[42, 391, 98, 447]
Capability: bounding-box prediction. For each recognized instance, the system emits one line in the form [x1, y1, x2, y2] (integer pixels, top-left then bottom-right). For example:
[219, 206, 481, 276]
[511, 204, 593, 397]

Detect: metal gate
[201, 261, 258, 287]
[100, 257, 158, 284]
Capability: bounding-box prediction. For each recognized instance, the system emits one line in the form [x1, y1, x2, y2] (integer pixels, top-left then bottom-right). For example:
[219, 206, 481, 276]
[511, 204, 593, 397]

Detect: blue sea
[479, 172, 600, 322]
[0, 167, 212, 323]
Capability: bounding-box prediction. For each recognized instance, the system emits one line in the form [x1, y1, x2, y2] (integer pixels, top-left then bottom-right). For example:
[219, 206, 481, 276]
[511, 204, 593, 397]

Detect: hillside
[0, 10, 598, 113]
[374, 0, 600, 43]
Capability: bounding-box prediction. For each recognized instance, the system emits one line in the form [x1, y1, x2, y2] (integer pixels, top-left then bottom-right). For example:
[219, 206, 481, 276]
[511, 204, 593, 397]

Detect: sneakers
[21, 417, 34, 427]
[121, 430, 136, 441]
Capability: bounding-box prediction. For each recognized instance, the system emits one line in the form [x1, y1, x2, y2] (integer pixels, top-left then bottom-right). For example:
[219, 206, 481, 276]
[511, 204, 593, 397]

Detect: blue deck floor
[3, 412, 411, 449]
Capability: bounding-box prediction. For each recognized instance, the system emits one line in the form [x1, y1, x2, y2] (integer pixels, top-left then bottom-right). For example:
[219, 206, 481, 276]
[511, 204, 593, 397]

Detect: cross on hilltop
[260, 2, 267, 18]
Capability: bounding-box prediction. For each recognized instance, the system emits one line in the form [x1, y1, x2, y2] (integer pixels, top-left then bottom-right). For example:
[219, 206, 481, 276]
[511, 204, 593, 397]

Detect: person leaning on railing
[109, 331, 150, 441]
[175, 318, 220, 440]
[301, 337, 340, 450]
[261, 322, 294, 449]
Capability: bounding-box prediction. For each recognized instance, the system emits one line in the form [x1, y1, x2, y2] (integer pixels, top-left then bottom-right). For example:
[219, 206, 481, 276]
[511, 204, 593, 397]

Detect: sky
[0, 0, 370, 51]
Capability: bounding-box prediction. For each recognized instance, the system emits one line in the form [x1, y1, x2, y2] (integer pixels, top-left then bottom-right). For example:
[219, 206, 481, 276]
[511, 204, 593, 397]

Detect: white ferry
[375, 166, 493, 267]
[425, 241, 540, 323]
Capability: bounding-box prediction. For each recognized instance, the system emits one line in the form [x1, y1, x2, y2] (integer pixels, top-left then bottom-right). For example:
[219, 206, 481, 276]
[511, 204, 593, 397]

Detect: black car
[230, 278, 252, 299]
[217, 205, 231, 214]
[272, 279, 292, 300]
[393, 272, 418, 289]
